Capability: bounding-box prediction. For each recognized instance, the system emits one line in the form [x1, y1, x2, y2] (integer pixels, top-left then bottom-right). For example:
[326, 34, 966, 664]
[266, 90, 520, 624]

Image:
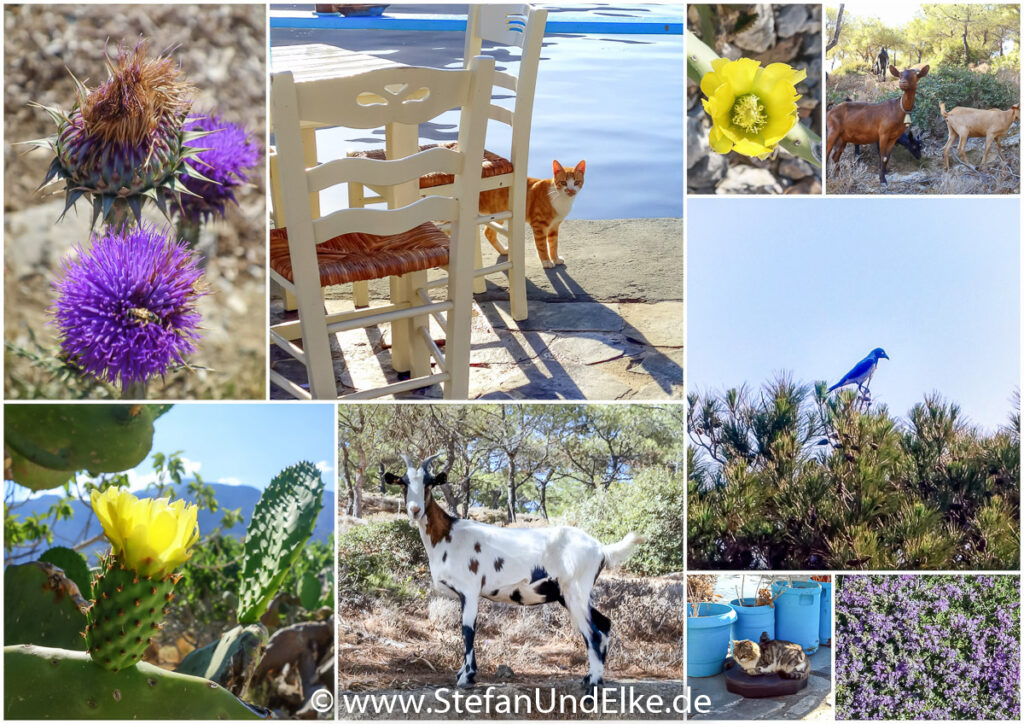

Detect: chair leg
[294, 286, 337, 399]
[508, 198, 528, 322]
[445, 252, 474, 401]
[406, 270, 433, 380]
[473, 228, 487, 294]
[389, 276, 411, 373]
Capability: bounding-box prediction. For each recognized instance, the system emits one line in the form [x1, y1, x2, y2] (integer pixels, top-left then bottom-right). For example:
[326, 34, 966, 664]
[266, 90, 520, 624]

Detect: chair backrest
[271, 57, 495, 252]
[463, 4, 546, 167]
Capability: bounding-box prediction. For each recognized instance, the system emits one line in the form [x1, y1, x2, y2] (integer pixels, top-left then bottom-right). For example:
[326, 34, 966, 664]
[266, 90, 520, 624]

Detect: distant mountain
[6, 482, 334, 563]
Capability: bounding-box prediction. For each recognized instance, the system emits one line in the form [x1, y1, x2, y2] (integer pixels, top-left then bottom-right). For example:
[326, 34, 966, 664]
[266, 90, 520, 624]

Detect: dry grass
[338, 572, 684, 692]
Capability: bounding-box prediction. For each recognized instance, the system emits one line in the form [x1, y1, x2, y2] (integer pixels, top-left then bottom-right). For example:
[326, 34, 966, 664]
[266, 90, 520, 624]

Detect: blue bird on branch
[828, 348, 889, 399]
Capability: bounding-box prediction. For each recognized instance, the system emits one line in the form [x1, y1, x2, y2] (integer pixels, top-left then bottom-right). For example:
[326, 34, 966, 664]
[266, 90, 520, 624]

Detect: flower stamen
[732, 94, 768, 134]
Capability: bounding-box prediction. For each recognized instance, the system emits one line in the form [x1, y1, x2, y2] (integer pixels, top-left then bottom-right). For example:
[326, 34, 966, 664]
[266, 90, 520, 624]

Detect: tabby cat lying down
[732, 632, 809, 680]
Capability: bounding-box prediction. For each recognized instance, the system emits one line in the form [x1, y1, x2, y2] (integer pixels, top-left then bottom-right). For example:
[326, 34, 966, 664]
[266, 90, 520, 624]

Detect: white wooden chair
[349, 4, 547, 321]
[269, 57, 495, 399]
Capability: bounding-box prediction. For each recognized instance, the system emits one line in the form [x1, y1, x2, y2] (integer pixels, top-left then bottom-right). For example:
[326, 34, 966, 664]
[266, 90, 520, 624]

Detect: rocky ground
[687, 4, 823, 195]
[689, 647, 833, 720]
[4, 4, 267, 399]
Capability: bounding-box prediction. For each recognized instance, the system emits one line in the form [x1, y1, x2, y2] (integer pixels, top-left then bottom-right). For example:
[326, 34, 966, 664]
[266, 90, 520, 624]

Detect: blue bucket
[771, 581, 821, 654]
[728, 598, 775, 643]
[687, 603, 737, 677]
[818, 581, 832, 646]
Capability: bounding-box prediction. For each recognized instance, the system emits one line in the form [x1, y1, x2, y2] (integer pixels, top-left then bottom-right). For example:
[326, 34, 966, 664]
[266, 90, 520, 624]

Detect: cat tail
[603, 532, 644, 568]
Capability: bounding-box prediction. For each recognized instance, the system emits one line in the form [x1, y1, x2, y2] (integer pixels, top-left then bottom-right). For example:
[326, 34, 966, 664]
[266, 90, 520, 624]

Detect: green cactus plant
[4, 645, 265, 719]
[236, 462, 324, 625]
[175, 624, 267, 693]
[4, 562, 90, 650]
[4, 404, 163, 490]
[84, 553, 179, 672]
[39, 546, 93, 600]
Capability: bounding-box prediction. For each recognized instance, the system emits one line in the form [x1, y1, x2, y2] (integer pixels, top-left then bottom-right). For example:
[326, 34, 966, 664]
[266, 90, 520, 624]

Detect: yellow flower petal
[709, 124, 734, 154]
[699, 57, 805, 159]
[89, 487, 199, 577]
[719, 57, 761, 95]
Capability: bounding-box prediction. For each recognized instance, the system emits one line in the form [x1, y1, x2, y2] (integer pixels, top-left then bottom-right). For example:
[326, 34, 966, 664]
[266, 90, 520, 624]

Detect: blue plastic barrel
[687, 603, 737, 677]
[771, 581, 821, 654]
[818, 581, 832, 645]
[728, 598, 775, 643]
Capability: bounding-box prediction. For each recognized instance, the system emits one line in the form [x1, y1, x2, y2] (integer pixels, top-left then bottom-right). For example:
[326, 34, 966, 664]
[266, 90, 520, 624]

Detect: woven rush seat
[270, 222, 450, 287]
[349, 142, 514, 189]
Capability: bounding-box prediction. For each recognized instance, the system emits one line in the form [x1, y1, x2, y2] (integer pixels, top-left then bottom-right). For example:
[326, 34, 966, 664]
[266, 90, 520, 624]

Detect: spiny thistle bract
[177, 114, 260, 225]
[50, 223, 206, 389]
[29, 39, 215, 226]
[85, 487, 199, 671]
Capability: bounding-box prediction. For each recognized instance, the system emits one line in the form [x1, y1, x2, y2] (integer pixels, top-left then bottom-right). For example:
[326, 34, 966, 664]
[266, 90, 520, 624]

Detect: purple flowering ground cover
[836, 575, 1020, 720]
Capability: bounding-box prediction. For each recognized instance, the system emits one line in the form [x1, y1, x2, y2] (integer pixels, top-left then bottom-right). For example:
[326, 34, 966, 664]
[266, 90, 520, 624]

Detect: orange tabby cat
[479, 160, 586, 269]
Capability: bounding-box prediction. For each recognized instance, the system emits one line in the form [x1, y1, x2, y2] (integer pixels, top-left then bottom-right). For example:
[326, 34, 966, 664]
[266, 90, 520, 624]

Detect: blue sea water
[270, 4, 684, 220]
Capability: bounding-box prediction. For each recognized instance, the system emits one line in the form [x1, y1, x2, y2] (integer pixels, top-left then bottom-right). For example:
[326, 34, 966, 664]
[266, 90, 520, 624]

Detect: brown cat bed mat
[723, 659, 809, 698]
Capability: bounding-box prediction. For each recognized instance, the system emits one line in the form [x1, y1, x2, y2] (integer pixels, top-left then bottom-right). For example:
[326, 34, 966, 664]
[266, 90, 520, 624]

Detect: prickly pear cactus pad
[4, 645, 266, 719]
[4, 562, 90, 650]
[27, 39, 216, 226]
[85, 487, 199, 671]
[85, 554, 178, 672]
[237, 462, 325, 625]
[4, 404, 159, 489]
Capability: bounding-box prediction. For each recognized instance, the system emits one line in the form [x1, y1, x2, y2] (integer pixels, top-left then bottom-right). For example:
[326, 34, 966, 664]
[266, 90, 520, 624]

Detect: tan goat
[940, 101, 1020, 170]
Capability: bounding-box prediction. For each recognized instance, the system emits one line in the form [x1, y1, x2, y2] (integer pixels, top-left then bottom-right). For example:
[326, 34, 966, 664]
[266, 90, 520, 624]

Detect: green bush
[560, 468, 684, 577]
[914, 65, 1018, 135]
[337, 518, 427, 600]
[991, 49, 1020, 76]
[833, 59, 872, 77]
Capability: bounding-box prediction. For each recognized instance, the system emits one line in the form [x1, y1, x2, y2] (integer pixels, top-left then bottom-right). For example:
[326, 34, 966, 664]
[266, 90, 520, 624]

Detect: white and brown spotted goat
[380, 453, 642, 692]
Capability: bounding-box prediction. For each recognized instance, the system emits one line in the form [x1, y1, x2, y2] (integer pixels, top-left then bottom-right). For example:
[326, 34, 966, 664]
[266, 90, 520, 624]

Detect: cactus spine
[237, 462, 324, 624]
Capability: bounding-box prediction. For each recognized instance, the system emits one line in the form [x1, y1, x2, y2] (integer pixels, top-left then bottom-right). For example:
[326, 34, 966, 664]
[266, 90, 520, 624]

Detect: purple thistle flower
[177, 114, 260, 224]
[51, 223, 205, 387]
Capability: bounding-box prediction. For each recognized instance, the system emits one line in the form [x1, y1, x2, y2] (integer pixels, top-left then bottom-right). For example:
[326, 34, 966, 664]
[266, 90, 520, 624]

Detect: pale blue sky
[7, 403, 337, 503]
[144, 403, 336, 491]
[688, 197, 1020, 432]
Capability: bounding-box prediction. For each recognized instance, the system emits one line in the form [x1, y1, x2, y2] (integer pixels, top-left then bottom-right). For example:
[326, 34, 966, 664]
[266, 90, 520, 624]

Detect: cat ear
[552, 159, 564, 175]
[577, 160, 586, 174]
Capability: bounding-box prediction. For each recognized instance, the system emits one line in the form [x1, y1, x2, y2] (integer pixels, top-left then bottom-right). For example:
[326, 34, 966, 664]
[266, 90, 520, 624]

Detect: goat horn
[399, 452, 414, 468]
[421, 451, 442, 472]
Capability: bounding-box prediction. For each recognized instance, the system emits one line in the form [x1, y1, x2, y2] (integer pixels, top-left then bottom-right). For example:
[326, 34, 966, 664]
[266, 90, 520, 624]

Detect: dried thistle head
[80, 40, 193, 148]
[28, 38, 214, 226]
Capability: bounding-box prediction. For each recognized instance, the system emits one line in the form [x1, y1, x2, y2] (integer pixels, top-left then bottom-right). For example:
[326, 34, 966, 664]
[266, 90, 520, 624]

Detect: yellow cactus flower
[91, 487, 199, 578]
[700, 57, 806, 159]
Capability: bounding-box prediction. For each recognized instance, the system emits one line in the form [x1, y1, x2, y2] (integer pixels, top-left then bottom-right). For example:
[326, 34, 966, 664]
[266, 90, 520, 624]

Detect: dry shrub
[426, 595, 461, 629]
[686, 574, 716, 604]
[826, 152, 876, 193]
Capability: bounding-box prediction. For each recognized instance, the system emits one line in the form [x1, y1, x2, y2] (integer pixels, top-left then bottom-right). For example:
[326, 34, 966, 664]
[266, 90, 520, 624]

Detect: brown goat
[826, 65, 930, 185]
[940, 102, 1020, 171]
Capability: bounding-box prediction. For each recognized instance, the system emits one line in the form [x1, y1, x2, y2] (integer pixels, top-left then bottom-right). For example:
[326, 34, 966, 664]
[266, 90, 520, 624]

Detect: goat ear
[430, 472, 448, 487]
[917, 64, 929, 78]
[382, 471, 405, 488]
[889, 65, 900, 78]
